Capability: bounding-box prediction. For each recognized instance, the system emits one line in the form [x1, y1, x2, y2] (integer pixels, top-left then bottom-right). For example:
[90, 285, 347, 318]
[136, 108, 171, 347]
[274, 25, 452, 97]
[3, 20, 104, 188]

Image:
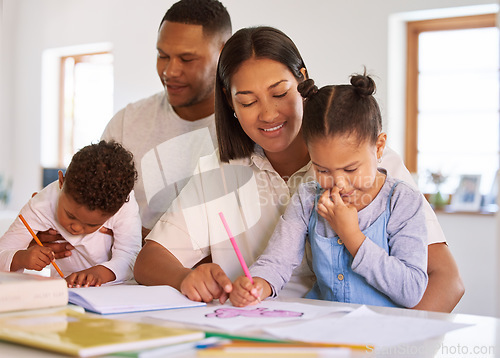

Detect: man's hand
[179, 263, 233, 303]
[30, 229, 73, 259]
[31, 227, 113, 259]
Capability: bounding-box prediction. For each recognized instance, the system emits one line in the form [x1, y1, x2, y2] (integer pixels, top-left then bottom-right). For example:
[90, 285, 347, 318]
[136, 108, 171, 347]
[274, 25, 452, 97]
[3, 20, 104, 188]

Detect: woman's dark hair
[63, 140, 137, 215]
[160, 0, 231, 38]
[298, 72, 382, 146]
[215, 26, 308, 162]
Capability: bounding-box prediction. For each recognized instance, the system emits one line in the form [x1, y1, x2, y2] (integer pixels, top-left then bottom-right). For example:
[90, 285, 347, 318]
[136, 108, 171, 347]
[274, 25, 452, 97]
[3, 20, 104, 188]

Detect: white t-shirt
[101, 92, 217, 229]
[0, 182, 142, 281]
[147, 146, 446, 298]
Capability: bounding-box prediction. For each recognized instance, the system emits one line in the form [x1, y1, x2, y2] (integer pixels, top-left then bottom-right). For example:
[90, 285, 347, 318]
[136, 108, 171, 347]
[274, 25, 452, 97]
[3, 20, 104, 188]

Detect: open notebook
[68, 285, 206, 314]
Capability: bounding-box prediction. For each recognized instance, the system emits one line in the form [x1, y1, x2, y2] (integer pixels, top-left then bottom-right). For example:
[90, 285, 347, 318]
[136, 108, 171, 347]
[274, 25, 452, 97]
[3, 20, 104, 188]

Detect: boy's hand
[317, 187, 365, 257]
[11, 245, 55, 272]
[66, 265, 116, 288]
[229, 276, 269, 307]
[32, 229, 74, 259]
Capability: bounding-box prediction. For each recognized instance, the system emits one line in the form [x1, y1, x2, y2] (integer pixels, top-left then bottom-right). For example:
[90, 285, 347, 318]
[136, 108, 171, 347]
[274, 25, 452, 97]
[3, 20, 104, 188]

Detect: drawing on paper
[205, 307, 304, 319]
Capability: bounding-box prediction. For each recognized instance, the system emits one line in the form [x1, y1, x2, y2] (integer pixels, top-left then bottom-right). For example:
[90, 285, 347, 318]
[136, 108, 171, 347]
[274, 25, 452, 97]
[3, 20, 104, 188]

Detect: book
[0, 307, 205, 357]
[0, 271, 68, 313]
[68, 284, 206, 314]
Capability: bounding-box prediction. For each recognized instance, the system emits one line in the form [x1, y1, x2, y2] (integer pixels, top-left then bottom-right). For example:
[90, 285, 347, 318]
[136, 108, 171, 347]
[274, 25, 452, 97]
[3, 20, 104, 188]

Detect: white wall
[437, 212, 497, 316]
[1, 0, 498, 316]
[0, 0, 13, 183]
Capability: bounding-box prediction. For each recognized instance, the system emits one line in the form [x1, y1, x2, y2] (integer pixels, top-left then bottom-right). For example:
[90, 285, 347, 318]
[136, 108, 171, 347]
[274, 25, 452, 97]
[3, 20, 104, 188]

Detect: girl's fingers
[330, 187, 344, 206]
[318, 189, 331, 204]
[250, 287, 262, 302]
[317, 202, 327, 215]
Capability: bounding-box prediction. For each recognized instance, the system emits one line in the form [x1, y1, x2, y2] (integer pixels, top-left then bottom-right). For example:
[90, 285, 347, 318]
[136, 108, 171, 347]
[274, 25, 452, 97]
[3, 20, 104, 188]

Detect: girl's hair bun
[297, 78, 318, 100]
[350, 73, 376, 97]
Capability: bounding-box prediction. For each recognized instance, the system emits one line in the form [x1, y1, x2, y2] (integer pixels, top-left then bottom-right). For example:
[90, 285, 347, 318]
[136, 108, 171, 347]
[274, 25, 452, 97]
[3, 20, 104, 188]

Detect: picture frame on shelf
[450, 174, 482, 212]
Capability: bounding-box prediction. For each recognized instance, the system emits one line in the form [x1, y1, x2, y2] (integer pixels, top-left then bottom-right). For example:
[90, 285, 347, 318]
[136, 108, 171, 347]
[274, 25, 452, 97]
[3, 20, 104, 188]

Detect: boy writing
[0, 141, 142, 287]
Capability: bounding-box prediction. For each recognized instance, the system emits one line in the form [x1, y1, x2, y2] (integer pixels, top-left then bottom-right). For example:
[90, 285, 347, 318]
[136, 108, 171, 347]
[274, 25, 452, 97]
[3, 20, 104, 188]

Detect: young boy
[0, 141, 142, 287]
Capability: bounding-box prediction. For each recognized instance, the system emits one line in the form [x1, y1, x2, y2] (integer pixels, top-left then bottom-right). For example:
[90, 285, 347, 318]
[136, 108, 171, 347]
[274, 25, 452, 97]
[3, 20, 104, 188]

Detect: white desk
[1, 298, 498, 357]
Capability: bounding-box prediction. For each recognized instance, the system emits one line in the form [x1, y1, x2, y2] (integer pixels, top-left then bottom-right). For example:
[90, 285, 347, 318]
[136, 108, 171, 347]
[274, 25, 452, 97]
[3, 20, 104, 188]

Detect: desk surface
[1, 298, 499, 358]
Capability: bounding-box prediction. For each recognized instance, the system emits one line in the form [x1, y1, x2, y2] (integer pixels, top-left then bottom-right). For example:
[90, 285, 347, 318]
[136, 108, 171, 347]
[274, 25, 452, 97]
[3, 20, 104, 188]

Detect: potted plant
[428, 171, 448, 210]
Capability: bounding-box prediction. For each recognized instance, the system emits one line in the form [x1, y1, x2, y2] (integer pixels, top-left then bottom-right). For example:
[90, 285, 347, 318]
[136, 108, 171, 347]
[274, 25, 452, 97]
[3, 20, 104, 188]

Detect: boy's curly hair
[63, 141, 137, 215]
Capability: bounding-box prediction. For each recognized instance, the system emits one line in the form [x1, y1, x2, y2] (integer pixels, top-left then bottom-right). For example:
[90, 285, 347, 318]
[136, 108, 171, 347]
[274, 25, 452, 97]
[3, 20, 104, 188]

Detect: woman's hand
[180, 263, 233, 304]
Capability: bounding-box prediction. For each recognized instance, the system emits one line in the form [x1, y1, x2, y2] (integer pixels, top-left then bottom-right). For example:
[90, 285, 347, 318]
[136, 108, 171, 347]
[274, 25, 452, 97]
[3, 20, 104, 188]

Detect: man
[101, 0, 232, 239]
[38, 0, 232, 253]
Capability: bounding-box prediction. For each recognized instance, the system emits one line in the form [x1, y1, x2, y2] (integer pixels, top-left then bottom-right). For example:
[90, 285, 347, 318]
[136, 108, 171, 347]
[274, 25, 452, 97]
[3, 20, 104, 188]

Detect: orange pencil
[18, 214, 65, 278]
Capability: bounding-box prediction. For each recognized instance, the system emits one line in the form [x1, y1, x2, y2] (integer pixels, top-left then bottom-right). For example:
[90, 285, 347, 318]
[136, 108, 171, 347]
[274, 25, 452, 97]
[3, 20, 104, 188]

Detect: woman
[134, 26, 464, 312]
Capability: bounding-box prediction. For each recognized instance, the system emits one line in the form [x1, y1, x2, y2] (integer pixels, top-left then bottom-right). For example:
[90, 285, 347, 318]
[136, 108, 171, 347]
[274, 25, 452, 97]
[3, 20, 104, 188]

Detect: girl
[230, 75, 427, 308]
[134, 26, 462, 312]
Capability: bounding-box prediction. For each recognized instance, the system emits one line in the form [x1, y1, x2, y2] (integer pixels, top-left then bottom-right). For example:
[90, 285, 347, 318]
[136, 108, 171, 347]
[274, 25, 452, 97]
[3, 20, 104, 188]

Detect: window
[405, 14, 499, 196]
[59, 53, 114, 167]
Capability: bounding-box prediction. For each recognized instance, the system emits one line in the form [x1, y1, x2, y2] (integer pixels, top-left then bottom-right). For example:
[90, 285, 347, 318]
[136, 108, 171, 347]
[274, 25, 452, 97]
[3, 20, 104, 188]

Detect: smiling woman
[228, 58, 307, 174]
[215, 27, 309, 169]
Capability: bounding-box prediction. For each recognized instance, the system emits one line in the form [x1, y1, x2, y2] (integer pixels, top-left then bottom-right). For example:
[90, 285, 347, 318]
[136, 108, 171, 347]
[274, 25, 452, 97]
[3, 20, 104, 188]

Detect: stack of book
[0, 271, 68, 312]
[0, 307, 204, 357]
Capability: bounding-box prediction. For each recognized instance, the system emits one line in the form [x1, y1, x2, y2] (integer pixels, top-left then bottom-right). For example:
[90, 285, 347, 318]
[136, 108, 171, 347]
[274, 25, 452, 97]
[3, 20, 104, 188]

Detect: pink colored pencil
[218, 212, 254, 284]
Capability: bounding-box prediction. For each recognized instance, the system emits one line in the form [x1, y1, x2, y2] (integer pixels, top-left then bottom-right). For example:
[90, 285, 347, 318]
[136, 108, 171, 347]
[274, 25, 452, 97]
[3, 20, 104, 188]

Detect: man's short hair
[160, 0, 231, 38]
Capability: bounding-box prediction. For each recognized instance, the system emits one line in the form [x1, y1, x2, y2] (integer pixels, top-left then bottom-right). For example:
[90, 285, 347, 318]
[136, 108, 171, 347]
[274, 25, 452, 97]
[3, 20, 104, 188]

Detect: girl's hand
[66, 265, 115, 288]
[11, 246, 54, 272]
[229, 276, 269, 307]
[317, 187, 365, 256]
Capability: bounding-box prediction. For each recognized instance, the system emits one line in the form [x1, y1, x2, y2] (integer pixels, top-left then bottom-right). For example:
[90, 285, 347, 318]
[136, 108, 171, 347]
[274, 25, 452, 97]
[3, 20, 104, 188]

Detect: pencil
[205, 331, 370, 353]
[218, 212, 253, 284]
[205, 339, 369, 351]
[218, 212, 261, 303]
[18, 214, 65, 278]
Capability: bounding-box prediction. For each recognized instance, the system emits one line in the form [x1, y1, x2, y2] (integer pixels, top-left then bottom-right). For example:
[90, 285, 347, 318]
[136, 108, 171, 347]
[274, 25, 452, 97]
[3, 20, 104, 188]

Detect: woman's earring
[377, 157, 382, 163]
[233, 112, 238, 119]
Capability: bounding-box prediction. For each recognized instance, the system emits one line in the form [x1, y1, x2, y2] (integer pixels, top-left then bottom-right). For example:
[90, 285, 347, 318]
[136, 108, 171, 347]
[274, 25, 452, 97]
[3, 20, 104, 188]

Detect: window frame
[57, 51, 111, 167]
[405, 13, 497, 173]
